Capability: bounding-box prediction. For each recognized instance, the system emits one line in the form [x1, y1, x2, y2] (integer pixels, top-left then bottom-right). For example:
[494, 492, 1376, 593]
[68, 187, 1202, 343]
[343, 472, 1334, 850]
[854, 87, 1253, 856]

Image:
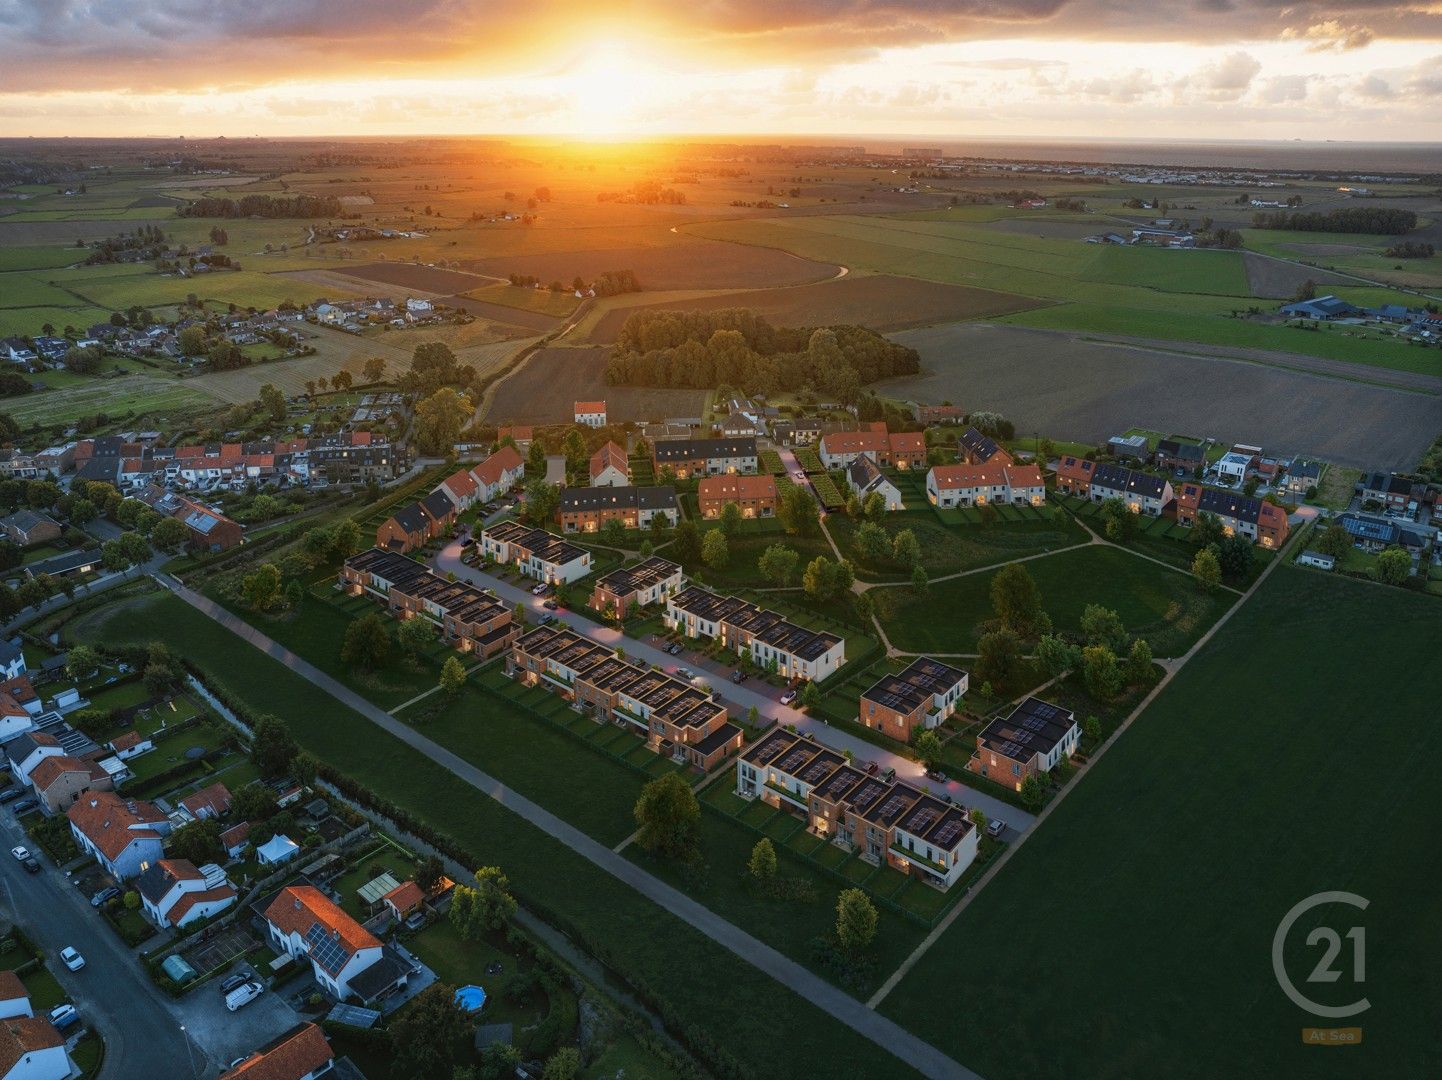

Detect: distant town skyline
[0, 2, 1438, 139]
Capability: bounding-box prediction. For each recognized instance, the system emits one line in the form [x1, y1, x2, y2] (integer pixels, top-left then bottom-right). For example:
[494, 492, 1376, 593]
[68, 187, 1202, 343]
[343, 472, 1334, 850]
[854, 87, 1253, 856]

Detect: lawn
[828, 509, 1087, 582]
[67, 592, 921, 1080]
[875, 544, 1225, 658]
[657, 527, 834, 590]
[881, 566, 1442, 1080]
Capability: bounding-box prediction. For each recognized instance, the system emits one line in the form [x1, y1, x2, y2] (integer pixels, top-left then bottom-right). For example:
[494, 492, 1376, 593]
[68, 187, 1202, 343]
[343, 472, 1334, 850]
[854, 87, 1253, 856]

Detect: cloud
[1192, 50, 1262, 98]
[1079, 69, 1156, 103]
[1282, 19, 1375, 51]
[1355, 73, 1394, 99]
[1259, 73, 1311, 102]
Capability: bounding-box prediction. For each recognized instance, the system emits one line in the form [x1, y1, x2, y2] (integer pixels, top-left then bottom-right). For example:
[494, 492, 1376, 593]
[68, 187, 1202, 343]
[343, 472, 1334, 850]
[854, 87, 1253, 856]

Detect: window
[1012, 764, 1021, 777]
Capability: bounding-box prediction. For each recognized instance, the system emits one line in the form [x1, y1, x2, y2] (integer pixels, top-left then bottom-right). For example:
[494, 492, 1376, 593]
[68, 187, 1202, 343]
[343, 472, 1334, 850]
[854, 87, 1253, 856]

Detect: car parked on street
[47, 1005, 78, 1031]
[542, 599, 558, 610]
[0, 788, 23, 804]
[925, 769, 948, 783]
[539, 614, 556, 625]
[667, 643, 683, 655]
[59, 947, 85, 972]
[530, 583, 548, 596]
[730, 670, 748, 683]
[779, 689, 797, 705]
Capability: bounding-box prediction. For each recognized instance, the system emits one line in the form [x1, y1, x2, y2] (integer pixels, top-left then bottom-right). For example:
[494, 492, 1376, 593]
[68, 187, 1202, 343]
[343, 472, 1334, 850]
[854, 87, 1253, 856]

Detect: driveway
[0, 809, 300, 1078]
[432, 540, 1035, 833]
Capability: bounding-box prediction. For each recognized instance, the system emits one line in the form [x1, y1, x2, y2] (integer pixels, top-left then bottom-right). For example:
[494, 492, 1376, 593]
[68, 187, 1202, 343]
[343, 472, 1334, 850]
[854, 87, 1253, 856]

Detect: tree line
[178, 194, 343, 219]
[1250, 207, 1417, 235]
[606, 309, 919, 401]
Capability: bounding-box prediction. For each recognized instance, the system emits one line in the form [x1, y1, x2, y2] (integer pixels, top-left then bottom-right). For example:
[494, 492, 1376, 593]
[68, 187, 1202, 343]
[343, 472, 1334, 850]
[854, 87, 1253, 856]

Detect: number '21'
[1306, 926, 1365, 984]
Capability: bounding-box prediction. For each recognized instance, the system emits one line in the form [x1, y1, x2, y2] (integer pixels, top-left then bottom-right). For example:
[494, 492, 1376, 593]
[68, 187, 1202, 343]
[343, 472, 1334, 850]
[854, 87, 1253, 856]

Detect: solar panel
[304, 923, 350, 976]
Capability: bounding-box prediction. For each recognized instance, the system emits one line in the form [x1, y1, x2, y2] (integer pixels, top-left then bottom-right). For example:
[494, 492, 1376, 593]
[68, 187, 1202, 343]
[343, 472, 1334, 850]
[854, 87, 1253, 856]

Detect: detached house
[859, 658, 968, 742]
[1156, 439, 1205, 473]
[219, 1023, 336, 1080]
[1361, 472, 1419, 517]
[589, 557, 684, 620]
[262, 886, 411, 1005]
[67, 791, 171, 880]
[574, 401, 608, 428]
[0, 1012, 73, 1080]
[588, 442, 629, 487]
[471, 445, 525, 503]
[847, 457, 903, 511]
[137, 858, 237, 929]
[966, 697, 1078, 791]
[28, 754, 111, 816]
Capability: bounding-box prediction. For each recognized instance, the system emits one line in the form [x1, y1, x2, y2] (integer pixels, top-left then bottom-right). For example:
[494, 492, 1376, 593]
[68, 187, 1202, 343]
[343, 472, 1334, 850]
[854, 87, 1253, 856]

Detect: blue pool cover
[454, 985, 487, 1012]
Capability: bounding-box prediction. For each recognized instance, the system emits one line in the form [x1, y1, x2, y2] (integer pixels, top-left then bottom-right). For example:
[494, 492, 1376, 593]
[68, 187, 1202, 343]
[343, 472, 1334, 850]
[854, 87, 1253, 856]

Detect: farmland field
[486, 346, 706, 424]
[882, 567, 1442, 1080]
[2, 372, 214, 427]
[584, 273, 1045, 343]
[1241, 252, 1356, 299]
[883, 322, 1442, 470]
[874, 543, 1225, 658]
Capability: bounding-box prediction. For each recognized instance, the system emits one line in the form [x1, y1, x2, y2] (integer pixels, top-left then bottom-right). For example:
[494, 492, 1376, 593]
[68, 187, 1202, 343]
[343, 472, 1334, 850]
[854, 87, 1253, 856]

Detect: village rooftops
[976, 696, 1077, 762]
[67, 791, 167, 861]
[482, 521, 588, 567]
[1089, 463, 1170, 500]
[594, 557, 681, 597]
[652, 437, 757, 463]
[957, 426, 1008, 464]
[895, 796, 975, 851]
[559, 486, 677, 513]
[345, 548, 508, 625]
[668, 585, 841, 662]
[219, 1022, 334, 1080]
[862, 657, 967, 716]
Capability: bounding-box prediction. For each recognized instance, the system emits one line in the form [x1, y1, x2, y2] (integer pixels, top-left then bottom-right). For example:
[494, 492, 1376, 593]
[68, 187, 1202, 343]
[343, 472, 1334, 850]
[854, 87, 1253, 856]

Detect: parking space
[171, 974, 301, 1067]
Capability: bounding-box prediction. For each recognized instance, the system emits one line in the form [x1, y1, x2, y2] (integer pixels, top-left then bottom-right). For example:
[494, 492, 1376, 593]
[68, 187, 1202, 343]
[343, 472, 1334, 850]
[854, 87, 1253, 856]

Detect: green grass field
[827, 509, 1088, 582]
[881, 566, 1442, 1080]
[875, 543, 1224, 657]
[69, 591, 920, 1080]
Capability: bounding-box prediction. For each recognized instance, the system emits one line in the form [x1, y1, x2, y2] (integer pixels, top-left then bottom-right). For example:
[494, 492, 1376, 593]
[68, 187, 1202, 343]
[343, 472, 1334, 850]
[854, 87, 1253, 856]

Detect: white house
[136, 859, 237, 930]
[0, 697, 34, 746]
[0, 1011, 73, 1080]
[262, 886, 409, 1004]
[573, 400, 607, 428]
[470, 446, 525, 503]
[108, 730, 155, 761]
[0, 973, 30, 1020]
[846, 457, 903, 512]
[588, 442, 629, 487]
[4, 733, 61, 787]
[405, 297, 434, 314]
[1217, 451, 1255, 486]
[66, 791, 171, 881]
[0, 641, 25, 683]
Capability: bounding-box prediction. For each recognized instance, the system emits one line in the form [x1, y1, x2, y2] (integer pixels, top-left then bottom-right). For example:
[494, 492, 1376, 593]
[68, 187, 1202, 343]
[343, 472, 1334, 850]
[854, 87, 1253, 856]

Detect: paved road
[159, 576, 979, 1080]
[0, 810, 204, 1079]
[432, 541, 1035, 834]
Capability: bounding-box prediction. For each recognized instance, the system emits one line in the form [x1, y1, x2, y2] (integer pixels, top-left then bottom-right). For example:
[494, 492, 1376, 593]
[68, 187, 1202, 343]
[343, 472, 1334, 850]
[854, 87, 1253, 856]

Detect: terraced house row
[664, 586, 845, 683]
[478, 520, 593, 584]
[558, 485, 679, 532]
[376, 444, 524, 553]
[588, 557, 684, 620]
[651, 437, 758, 478]
[925, 462, 1045, 509]
[1176, 483, 1291, 547]
[341, 548, 519, 657]
[1055, 458, 1175, 515]
[859, 657, 968, 742]
[818, 423, 927, 470]
[508, 624, 744, 769]
[736, 729, 978, 889]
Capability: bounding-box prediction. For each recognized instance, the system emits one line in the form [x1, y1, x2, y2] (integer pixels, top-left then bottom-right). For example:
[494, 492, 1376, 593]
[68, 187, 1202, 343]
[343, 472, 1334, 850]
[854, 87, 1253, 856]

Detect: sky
[0, 1, 1439, 140]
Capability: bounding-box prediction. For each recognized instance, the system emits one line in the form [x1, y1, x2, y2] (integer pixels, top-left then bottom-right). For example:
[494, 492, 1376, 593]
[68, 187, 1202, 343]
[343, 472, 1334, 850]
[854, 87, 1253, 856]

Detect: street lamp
[179, 1023, 199, 1080]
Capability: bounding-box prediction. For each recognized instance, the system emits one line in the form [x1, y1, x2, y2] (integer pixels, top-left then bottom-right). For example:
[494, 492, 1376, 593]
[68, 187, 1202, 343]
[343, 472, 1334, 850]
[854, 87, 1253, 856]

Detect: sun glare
[566, 39, 655, 136]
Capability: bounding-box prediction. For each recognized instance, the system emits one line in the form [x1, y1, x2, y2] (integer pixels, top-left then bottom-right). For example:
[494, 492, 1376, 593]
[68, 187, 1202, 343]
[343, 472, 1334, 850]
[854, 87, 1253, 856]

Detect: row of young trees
[1250, 207, 1417, 235]
[179, 194, 343, 219]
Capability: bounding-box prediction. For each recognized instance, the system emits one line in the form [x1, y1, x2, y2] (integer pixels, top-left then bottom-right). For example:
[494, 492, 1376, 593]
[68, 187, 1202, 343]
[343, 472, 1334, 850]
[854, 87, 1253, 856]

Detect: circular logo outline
[1272, 890, 1371, 1019]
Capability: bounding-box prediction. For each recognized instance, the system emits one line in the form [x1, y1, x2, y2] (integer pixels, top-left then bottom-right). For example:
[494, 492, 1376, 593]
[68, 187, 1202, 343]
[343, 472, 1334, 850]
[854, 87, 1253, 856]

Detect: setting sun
[560, 39, 661, 136]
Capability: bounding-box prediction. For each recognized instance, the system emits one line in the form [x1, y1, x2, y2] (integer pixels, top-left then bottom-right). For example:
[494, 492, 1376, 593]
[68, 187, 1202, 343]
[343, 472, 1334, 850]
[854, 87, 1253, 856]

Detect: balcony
[890, 843, 949, 875]
[763, 779, 808, 810]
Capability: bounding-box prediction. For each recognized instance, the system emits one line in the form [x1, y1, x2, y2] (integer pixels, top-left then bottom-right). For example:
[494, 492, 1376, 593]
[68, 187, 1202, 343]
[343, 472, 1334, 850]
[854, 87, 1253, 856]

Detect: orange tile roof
[929, 463, 1044, 491]
[0, 1016, 63, 1074]
[263, 886, 379, 967]
[698, 475, 777, 502]
[167, 885, 237, 927]
[351, 431, 374, 446]
[220, 1023, 334, 1080]
[382, 880, 426, 914]
[110, 731, 142, 752]
[821, 429, 887, 456]
[28, 754, 95, 791]
[589, 441, 628, 478]
[888, 432, 926, 455]
[574, 400, 606, 414]
[472, 445, 523, 487]
[221, 821, 251, 849]
[67, 791, 166, 861]
[1056, 456, 1095, 484]
[0, 971, 24, 1002]
[497, 425, 533, 441]
[441, 468, 478, 500]
[0, 692, 28, 720]
[179, 781, 232, 818]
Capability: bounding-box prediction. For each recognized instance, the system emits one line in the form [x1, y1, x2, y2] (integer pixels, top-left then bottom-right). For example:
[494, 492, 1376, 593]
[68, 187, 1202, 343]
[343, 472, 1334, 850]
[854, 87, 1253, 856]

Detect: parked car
[667, 643, 683, 656]
[779, 689, 797, 705]
[0, 788, 23, 804]
[793, 470, 806, 480]
[986, 818, 1005, 838]
[89, 887, 120, 908]
[529, 583, 548, 596]
[539, 614, 556, 625]
[59, 948, 85, 972]
[542, 599, 558, 610]
[9, 845, 31, 863]
[219, 972, 253, 995]
[925, 769, 948, 783]
[10, 798, 37, 815]
[47, 1005, 78, 1031]
[225, 981, 264, 1012]
[730, 670, 745, 683]
[675, 667, 692, 680]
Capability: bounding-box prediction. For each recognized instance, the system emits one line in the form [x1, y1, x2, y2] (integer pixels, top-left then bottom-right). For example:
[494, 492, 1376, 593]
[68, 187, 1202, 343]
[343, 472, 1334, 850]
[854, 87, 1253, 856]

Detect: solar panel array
[304, 923, 350, 976]
[930, 816, 968, 848]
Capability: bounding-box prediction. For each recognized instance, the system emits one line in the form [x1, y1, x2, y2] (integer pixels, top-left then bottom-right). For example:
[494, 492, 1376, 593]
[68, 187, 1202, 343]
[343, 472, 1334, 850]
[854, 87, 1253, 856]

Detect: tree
[242, 563, 283, 611]
[168, 819, 223, 865]
[251, 715, 298, 780]
[1079, 604, 1127, 654]
[1192, 511, 1225, 549]
[258, 383, 286, 422]
[1375, 546, 1411, 586]
[700, 527, 729, 571]
[914, 729, 943, 770]
[67, 497, 96, 526]
[452, 867, 517, 934]
[284, 579, 304, 609]
[341, 612, 391, 671]
[416, 854, 445, 894]
[537, 1048, 580, 1080]
[439, 655, 467, 697]
[65, 645, 101, 680]
[1192, 546, 1222, 592]
[1098, 497, 1137, 544]
[1081, 644, 1125, 699]
[748, 837, 777, 881]
[1019, 772, 1046, 810]
[526, 439, 546, 475]
[597, 517, 626, 548]
[671, 519, 702, 565]
[1083, 714, 1102, 742]
[1217, 535, 1254, 580]
[390, 983, 469, 1079]
[862, 490, 886, 522]
[778, 483, 819, 536]
[835, 888, 878, 955]
[363, 356, 387, 383]
[396, 616, 435, 661]
[910, 562, 928, 595]
[718, 500, 743, 536]
[150, 516, 189, 552]
[633, 772, 700, 860]
[974, 627, 1023, 689]
[1035, 634, 1080, 678]
[178, 325, 207, 356]
[757, 543, 799, 586]
[414, 387, 474, 455]
[968, 807, 988, 834]
[853, 521, 890, 564]
[990, 563, 1044, 637]
[1128, 638, 1155, 683]
[234, 783, 278, 822]
[891, 528, 921, 568]
[802, 556, 852, 602]
[332, 369, 353, 392]
[521, 479, 560, 526]
[1315, 521, 1353, 559]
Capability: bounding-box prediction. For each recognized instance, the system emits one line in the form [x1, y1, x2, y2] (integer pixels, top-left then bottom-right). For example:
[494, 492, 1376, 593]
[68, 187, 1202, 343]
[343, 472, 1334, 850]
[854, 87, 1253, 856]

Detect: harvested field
[301, 262, 562, 332]
[0, 218, 171, 245]
[464, 238, 840, 291]
[1242, 252, 1355, 299]
[585, 274, 1042, 343]
[331, 261, 501, 295]
[4, 372, 213, 427]
[885, 322, 1441, 470]
[486, 346, 705, 425]
[443, 294, 561, 332]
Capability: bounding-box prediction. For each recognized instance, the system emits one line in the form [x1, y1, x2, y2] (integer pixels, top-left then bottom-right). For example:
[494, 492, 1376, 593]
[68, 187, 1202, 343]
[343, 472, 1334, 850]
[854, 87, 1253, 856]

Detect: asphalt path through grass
[156, 574, 981, 1080]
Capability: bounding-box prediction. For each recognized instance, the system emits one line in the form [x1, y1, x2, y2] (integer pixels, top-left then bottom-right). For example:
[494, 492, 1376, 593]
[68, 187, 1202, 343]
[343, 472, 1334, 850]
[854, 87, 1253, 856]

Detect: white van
[224, 981, 264, 1012]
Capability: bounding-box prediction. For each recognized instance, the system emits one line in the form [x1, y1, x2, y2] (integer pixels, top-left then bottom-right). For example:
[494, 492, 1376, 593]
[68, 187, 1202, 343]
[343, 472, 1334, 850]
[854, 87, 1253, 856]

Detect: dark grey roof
[559, 486, 677, 513]
[862, 657, 966, 716]
[958, 426, 1002, 462]
[420, 489, 454, 522]
[1089, 463, 1168, 500]
[388, 502, 430, 535]
[1156, 439, 1204, 461]
[976, 696, 1076, 762]
[652, 437, 756, 462]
